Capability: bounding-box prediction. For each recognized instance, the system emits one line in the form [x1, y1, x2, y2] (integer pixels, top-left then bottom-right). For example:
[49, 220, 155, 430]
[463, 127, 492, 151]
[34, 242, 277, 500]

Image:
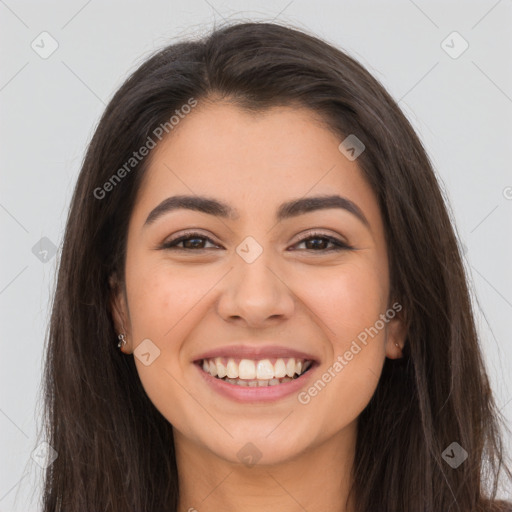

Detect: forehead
[132, 102, 381, 230]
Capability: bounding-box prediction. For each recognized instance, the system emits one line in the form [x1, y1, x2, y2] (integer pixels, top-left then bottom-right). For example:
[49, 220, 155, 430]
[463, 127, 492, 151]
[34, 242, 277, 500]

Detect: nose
[216, 252, 296, 328]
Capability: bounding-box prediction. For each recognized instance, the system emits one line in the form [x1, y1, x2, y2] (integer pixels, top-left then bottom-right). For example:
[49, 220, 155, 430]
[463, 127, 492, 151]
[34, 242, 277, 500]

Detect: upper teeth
[201, 357, 311, 380]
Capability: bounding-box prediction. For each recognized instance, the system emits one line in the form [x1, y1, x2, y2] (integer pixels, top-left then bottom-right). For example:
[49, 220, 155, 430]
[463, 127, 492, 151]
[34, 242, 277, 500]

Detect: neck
[175, 423, 357, 512]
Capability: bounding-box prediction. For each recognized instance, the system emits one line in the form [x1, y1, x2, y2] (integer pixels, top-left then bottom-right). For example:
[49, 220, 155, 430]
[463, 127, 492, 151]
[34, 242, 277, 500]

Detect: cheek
[126, 257, 207, 341]
[125, 245, 389, 437]
[307, 258, 388, 341]
[297, 260, 388, 419]
[125, 260, 207, 432]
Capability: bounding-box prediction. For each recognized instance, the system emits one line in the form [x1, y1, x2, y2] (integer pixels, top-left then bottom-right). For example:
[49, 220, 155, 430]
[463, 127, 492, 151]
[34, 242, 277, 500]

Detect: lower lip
[195, 363, 317, 403]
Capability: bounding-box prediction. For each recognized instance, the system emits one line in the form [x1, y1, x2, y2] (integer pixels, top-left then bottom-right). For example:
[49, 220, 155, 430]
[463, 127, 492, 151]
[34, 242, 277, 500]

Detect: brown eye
[291, 233, 352, 252]
[162, 232, 220, 251]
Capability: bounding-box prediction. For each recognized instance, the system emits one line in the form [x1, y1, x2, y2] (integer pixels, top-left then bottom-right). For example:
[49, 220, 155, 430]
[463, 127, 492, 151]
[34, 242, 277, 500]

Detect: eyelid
[290, 230, 353, 251]
[160, 228, 353, 252]
[160, 230, 221, 250]
[293, 228, 349, 245]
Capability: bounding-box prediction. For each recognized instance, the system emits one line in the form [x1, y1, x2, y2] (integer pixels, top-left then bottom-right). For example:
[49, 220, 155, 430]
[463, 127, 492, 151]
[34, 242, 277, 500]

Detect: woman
[38, 21, 512, 511]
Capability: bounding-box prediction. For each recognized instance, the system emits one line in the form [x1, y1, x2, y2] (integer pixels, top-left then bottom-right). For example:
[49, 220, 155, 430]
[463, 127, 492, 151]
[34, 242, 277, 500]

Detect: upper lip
[193, 344, 319, 362]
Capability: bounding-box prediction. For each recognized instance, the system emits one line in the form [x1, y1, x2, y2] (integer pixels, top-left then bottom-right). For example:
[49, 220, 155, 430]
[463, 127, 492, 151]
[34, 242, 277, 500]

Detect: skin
[110, 101, 407, 512]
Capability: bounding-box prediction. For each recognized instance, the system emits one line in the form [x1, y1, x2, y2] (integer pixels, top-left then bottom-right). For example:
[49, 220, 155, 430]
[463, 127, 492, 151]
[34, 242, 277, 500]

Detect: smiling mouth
[198, 357, 314, 387]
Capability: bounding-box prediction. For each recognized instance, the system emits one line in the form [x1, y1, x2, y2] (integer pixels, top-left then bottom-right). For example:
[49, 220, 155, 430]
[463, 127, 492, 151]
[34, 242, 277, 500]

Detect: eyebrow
[143, 194, 370, 229]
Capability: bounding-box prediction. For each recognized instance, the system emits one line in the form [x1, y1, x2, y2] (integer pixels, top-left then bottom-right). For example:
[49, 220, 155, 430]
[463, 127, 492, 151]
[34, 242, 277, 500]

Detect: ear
[384, 303, 408, 360]
[109, 273, 132, 353]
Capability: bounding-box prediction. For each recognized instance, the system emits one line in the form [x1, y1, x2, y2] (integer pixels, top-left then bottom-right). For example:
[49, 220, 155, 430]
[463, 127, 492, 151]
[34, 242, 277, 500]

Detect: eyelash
[161, 231, 352, 253]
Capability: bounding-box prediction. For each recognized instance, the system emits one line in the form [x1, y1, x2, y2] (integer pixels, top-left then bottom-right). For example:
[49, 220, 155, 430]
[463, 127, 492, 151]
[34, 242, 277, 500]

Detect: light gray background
[1, 0, 511, 509]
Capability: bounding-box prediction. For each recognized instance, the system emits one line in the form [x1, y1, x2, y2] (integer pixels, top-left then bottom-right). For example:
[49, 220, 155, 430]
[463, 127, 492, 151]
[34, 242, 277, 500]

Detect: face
[110, 101, 406, 467]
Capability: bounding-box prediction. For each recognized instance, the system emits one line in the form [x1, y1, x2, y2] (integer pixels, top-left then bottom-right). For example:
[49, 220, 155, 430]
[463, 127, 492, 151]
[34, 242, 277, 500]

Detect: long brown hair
[36, 20, 512, 511]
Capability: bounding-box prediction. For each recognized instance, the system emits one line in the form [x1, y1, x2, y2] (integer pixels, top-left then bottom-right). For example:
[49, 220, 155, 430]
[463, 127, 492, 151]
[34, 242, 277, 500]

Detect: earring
[117, 333, 127, 350]
[395, 342, 401, 349]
